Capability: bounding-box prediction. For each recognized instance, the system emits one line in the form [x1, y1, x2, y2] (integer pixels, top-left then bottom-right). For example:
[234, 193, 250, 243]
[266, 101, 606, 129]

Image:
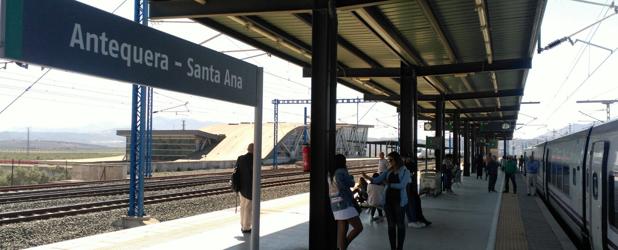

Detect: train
[524, 119, 618, 249]
[417, 148, 435, 159]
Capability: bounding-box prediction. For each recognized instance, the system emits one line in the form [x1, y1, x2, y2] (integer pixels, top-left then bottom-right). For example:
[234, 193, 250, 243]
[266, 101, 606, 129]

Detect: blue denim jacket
[328, 168, 355, 212]
[372, 167, 410, 207]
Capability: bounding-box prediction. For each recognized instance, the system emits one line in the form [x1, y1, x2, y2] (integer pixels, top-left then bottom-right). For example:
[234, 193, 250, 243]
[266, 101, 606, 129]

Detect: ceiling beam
[352, 7, 424, 66]
[422, 89, 524, 101]
[193, 18, 310, 68]
[367, 89, 523, 101]
[302, 58, 531, 78]
[352, 7, 476, 116]
[293, 13, 398, 97]
[243, 16, 312, 52]
[416, 0, 483, 110]
[417, 58, 531, 76]
[150, 0, 390, 18]
[416, 0, 457, 63]
[457, 115, 517, 122]
[419, 105, 520, 114]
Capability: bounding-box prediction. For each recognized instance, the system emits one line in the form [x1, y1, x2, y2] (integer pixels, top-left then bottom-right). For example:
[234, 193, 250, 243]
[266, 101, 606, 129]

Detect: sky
[0, 0, 616, 141]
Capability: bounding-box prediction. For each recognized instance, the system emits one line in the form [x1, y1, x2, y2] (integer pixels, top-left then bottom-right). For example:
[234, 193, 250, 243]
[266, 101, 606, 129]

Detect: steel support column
[472, 126, 478, 160]
[309, 0, 337, 248]
[503, 139, 507, 158]
[273, 99, 279, 169]
[463, 122, 470, 176]
[435, 98, 444, 170]
[400, 62, 415, 158]
[128, 0, 150, 218]
[412, 72, 418, 164]
[453, 112, 460, 168]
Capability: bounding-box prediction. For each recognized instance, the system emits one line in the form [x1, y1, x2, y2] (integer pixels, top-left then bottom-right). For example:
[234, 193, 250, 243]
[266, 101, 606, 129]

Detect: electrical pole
[576, 99, 618, 122]
[26, 127, 30, 156]
[182, 120, 185, 130]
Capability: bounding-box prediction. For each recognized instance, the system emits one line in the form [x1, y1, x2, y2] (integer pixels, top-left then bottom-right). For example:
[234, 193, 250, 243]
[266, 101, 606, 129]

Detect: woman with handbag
[328, 154, 363, 250]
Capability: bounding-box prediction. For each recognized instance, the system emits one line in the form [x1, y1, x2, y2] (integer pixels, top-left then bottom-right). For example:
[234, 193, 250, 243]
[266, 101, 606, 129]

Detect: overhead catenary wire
[0, 69, 51, 116]
[536, 2, 617, 126]
[549, 2, 612, 100]
[542, 48, 615, 122]
[0, 0, 130, 118]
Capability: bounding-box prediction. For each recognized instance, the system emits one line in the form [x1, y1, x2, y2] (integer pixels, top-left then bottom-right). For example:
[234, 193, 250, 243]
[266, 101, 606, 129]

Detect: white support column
[251, 68, 263, 250]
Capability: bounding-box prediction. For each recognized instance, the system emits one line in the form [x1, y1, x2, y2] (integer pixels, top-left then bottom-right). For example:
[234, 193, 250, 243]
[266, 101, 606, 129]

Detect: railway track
[0, 168, 300, 193]
[0, 165, 383, 225]
[0, 166, 378, 204]
[0, 176, 311, 225]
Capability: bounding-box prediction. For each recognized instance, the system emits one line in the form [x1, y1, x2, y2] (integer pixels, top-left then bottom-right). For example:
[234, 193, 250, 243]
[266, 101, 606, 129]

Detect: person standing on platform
[526, 154, 539, 196]
[503, 156, 517, 194]
[442, 154, 454, 193]
[328, 154, 363, 250]
[485, 153, 492, 180]
[476, 153, 485, 179]
[377, 152, 388, 174]
[403, 156, 431, 228]
[487, 155, 499, 192]
[235, 143, 254, 234]
[367, 173, 385, 221]
[518, 155, 525, 173]
[363, 152, 410, 250]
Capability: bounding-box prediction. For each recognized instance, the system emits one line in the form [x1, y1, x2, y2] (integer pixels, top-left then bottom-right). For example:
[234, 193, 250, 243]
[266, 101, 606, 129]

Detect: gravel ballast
[0, 182, 308, 249]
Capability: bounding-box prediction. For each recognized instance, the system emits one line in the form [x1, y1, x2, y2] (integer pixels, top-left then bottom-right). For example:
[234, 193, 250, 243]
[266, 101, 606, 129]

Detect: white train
[417, 148, 435, 159]
[524, 120, 618, 249]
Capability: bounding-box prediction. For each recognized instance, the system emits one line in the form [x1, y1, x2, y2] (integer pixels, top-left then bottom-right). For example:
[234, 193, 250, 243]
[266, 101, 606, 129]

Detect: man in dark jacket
[236, 143, 254, 234]
[487, 155, 499, 192]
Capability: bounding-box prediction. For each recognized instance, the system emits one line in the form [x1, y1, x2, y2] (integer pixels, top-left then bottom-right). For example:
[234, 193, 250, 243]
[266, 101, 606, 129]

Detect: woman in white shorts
[328, 154, 363, 249]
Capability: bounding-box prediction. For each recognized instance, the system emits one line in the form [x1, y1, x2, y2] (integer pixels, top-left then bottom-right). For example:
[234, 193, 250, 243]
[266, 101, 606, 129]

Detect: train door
[587, 141, 608, 249]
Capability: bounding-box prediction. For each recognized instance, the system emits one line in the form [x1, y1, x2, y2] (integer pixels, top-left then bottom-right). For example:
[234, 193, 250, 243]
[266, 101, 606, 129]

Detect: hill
[0, 140, 112, 150]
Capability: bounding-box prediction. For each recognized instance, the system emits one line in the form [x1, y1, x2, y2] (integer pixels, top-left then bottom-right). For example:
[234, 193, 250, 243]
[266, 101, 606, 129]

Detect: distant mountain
[0, 118, 217, 148]
[0, 140, 111, 150]
[0, 131, 124, 147]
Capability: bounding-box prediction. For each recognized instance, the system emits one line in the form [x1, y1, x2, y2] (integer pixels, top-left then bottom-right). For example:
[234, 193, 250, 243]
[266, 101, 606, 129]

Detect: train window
[547, 161, 556, 185]
[563, 166, 569, 195]
[572, 167, 576, 186]
[557, 164, 563, 191]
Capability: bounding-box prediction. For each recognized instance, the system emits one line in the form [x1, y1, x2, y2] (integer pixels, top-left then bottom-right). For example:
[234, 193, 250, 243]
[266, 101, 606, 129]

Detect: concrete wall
[153, 157, 379, 172]
[67, 157, 381, 177]
[152, 160, 236, 172]
[71, 164, 125, 181]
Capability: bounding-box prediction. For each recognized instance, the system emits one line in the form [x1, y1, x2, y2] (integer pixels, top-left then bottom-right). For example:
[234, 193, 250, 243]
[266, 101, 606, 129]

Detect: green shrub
[0, 166, 71, 186]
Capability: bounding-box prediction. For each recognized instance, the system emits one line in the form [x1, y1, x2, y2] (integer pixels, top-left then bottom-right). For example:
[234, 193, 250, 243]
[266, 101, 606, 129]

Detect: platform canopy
[150, 0, 546, 139]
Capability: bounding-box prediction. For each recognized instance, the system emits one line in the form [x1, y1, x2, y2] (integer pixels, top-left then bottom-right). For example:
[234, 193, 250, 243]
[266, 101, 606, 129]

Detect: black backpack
[230, 164, 240, 192]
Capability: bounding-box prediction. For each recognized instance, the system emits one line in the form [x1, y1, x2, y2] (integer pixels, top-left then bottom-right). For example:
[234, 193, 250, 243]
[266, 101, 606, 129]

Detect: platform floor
[30, 171, 575, 250]
[495, 174, 576, 250]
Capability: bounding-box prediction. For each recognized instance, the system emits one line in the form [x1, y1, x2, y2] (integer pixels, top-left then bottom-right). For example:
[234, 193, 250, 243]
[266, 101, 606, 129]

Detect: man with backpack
[233, 143, 254, 234]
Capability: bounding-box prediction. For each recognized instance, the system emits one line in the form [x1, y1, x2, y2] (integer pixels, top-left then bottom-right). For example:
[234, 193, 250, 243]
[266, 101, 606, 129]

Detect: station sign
[425, 136, 441, 149]
[479, 121, 515, 132]
[0, 0, 260, 106]
[487, 139, 498, 148]
[445, 121, 453, 131]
